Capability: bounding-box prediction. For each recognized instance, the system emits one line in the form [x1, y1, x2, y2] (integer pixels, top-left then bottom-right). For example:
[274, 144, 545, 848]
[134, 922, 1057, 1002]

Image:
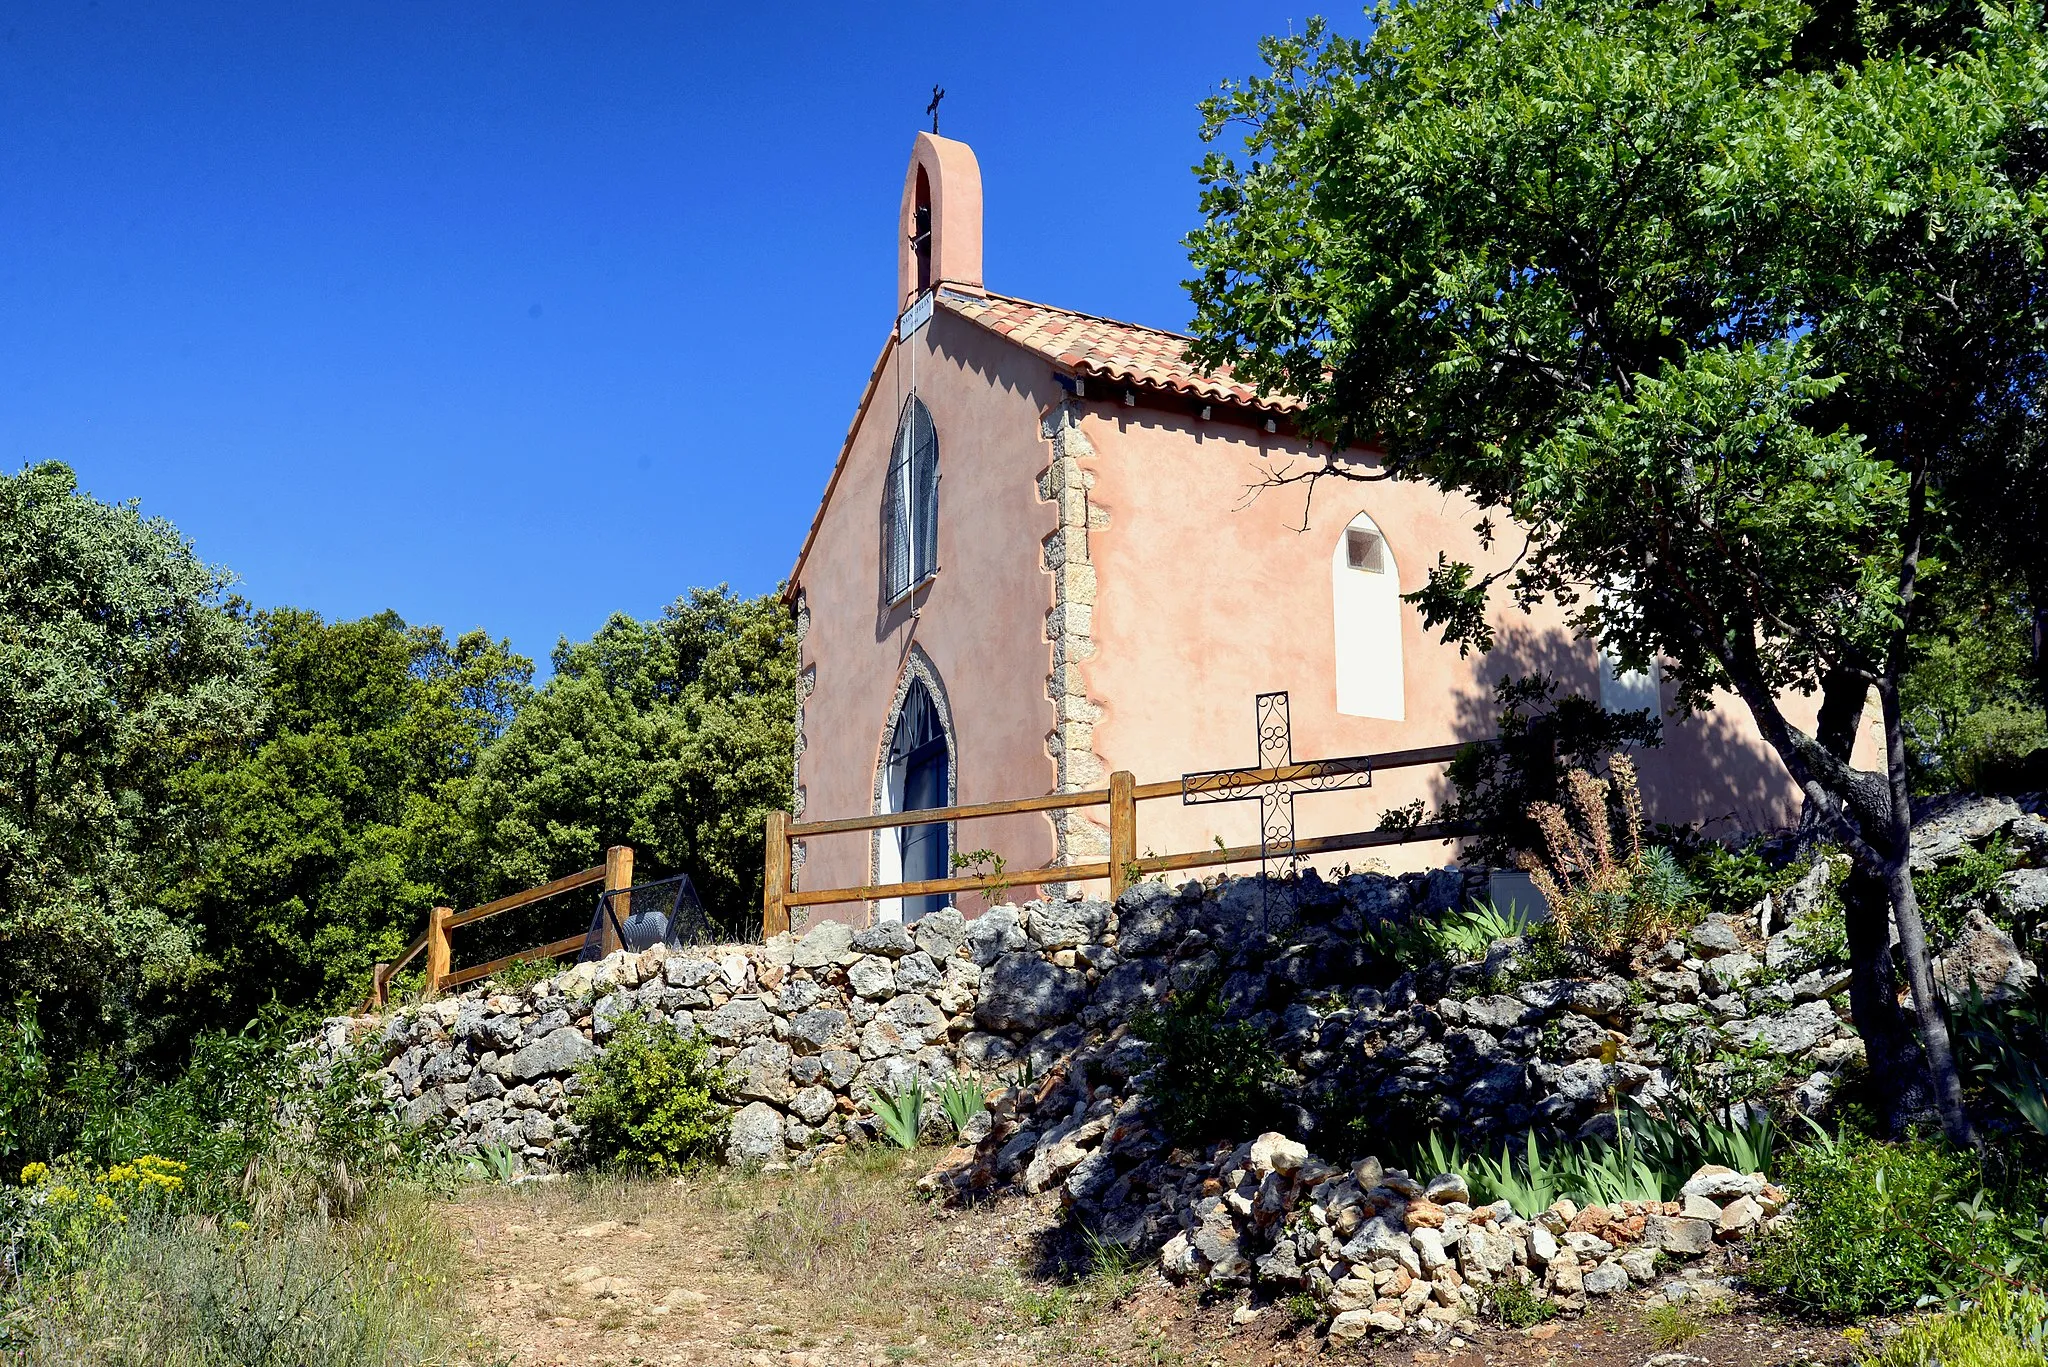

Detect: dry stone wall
[336, 791, 2041, 1179]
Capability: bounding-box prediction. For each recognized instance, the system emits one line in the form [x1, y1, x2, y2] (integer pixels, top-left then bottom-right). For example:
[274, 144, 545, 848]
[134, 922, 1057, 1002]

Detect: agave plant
[869, 1072, 929, 1149]
[1954, 982, 2048, 1138]
[938, 1077, 988, 1139]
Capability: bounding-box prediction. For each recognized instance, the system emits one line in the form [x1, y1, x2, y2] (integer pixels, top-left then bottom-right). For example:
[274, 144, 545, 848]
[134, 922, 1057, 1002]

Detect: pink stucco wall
[790, 309, 1063, 922]
[1066, 402, 1850, 876]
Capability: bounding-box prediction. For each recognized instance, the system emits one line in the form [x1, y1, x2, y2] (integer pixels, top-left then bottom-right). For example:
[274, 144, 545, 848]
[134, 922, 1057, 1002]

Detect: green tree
[1185, 0, 2048, 1139]
[0, 462, 266, 1060]
[160, 609, 531, 1031]
[1901, 579, 2047, 793]
[465, 586, 795, 936]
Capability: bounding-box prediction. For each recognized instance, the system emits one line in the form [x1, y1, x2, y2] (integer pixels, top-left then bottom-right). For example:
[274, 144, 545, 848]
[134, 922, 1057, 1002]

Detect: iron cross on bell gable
[1181, 692, 1377, 884]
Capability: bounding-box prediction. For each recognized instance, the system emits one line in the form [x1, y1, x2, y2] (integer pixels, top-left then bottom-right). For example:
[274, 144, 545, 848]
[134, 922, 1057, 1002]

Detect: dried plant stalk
[1520, 754, 1687, 964]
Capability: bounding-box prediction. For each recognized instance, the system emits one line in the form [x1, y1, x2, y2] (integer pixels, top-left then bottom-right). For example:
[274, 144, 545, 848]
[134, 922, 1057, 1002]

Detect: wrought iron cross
[927, 85, 945, 133]
[1182, 692, 1376, 880]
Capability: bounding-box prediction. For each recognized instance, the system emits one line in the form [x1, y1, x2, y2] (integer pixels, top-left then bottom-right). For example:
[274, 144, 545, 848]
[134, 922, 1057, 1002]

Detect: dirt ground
[441, 1153, 1869, 1367]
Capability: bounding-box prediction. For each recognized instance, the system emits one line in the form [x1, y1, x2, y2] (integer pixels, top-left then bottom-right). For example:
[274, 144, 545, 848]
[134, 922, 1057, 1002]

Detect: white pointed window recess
[1594, 587, 1664, 730]
[1332, 512, 1405, 720]
[1600, 648, 1664, 727]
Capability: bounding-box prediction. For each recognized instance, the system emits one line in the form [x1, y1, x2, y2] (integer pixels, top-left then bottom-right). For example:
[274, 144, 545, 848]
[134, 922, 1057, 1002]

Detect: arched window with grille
[883, 396, 939, 600]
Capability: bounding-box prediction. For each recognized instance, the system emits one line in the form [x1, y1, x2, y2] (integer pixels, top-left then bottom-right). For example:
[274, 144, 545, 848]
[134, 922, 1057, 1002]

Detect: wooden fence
[360, 845, 636, 1012]
[762, 741, 1492, 935]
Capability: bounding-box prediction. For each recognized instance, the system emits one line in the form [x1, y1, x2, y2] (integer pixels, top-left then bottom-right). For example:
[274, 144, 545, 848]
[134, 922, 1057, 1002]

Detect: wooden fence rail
[763, 740, 1492, 935]
[358, 845, 635, 1013]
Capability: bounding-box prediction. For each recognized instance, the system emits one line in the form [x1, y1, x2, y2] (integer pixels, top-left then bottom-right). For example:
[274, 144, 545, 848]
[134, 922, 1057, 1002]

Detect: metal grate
[578, 875, 754, 961]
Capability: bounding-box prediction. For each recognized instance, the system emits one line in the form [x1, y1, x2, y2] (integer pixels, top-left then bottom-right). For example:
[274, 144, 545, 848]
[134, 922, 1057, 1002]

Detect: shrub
[1439, 672, 1664, 868]
[1750, 1136, 2047, 1319]
[1523, 755, 1696, 962]
[1493, 1279, 1559, 1328]
[1858, 1282, 2048, 1367]
[1284, 1290, 1324, 1328]
[571, 1011, 728, 1172]
[1130, 988, 1286, 1147]
[1916, 835, 2018, 946]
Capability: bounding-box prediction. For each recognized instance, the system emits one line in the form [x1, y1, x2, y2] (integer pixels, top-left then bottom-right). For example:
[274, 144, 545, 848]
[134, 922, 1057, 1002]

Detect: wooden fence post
[1108, 770, 1136, 901]
[762, 811, 791, 938]
[602, 845, 634, 956]
[370, 961, 392, 1010]
[424, 906, 452, 997]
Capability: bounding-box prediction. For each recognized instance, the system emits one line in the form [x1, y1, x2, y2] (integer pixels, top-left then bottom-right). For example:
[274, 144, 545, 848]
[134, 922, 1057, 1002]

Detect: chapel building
[785, 133, 1857, 923]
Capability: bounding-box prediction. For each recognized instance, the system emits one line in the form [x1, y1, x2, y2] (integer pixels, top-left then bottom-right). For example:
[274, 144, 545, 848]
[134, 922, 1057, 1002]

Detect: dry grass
[442, 1145, 1158, 1366]
[2, 1188, 464, 1367]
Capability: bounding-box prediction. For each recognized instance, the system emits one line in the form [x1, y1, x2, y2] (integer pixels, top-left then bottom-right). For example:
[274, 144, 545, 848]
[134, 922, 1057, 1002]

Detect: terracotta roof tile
[939, 288, 1304, 414]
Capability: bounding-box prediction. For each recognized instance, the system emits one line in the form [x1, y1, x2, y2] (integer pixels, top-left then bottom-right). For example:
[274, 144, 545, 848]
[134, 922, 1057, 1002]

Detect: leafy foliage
[465, 586, 795, 938]
[570, 1011, 728, 1172]
[159, 608, 530, 1036]
[0, 462, 266, 1064]
[1360, 897, 1534, 972]
[1857, 1282, 2048, 1367]
[1954, 981, 2048, 1140]
[1493, 1279, 1560, 1329]
[2, 1189, 456, 1367]
[1186, 0, 2048, 1140]
[1130, 988, 1286, 1147]
[1750, 1136, 2048, 1319]
[1902, 581, 2048, 795]
[1915, 836, 2019, 946]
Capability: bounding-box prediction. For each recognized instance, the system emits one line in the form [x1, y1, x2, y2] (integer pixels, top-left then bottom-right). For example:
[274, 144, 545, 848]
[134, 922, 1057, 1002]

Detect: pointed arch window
[883, 396, 939, 600]
[1332, 511, 1406, 720]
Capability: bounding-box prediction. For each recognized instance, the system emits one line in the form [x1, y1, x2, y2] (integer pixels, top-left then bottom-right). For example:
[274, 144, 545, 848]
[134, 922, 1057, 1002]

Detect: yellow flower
[45, 1184, 77, 1205]
[230, 1220, 250, 1233]
[1842, 1328, 1868, 1345]
[19, 1162, 48, 1186]
[93, 1194, 116, 1213]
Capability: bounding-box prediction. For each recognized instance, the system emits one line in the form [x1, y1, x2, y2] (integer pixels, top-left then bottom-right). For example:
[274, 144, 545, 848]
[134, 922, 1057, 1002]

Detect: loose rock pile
[1152, 1135, 1781, 1335]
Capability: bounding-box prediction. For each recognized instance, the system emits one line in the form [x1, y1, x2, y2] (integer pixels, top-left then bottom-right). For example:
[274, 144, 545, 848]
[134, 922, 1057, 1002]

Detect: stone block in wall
[966, 907, 1030, 966]
[956, 1031, 1017, 1069]
[1028, 899, 1110, 951]
[698, 996, 773, 1042]
[851, 922, 914, 957]
[726, 1101, 785, 1166]
[913, 908, 971, 962]
[847, 955, 896, 1000]
[976, 952, 1088, 1034]
[730, 1040, 794, 1104]
[786, 1007, 850, 1052]
[793, 921, 854, 969]
[486, 1027, 593, 1083]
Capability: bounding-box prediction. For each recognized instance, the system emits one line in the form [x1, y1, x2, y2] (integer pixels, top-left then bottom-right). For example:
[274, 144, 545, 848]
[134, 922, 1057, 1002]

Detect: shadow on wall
[1430, 623, 1798, 850]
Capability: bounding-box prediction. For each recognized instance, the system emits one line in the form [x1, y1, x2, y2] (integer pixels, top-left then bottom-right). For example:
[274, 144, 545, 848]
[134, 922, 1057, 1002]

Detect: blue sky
[1, 2, 1323, 670]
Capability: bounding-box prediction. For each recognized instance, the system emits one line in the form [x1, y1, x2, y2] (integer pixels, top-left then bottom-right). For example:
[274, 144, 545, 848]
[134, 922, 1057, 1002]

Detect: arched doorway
[878, 675, 952, 922]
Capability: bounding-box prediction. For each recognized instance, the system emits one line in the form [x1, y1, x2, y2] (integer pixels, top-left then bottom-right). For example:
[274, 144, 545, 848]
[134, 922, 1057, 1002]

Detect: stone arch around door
[870, 646, 959, 922]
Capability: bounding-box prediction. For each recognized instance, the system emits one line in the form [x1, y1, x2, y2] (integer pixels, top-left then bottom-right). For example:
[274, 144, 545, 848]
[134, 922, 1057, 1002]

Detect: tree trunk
[1877, 677, 1975, 1145]
[1838, 863, 1929, 1131]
